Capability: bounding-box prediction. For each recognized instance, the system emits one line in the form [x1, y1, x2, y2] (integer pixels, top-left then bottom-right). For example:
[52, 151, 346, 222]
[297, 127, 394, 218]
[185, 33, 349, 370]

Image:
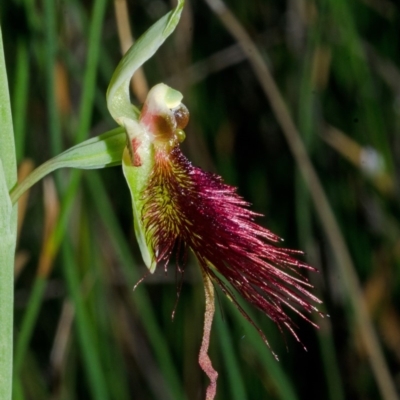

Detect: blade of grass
[15, 175, 59, 386]
[62, 240, 110, 400]
[214, 312, 248, 400]
[22, 0, 41, 33]
[327, 0, 393, 170]
[12, 170, 80, 394]
[0, 161, 15, 400]
[0, 30, 17, 188]
[224, 300, 299, 400]
[14, 277, 47, 375]
[295, 178, 345, 400]
[12, 378, 24, 400]
[44, 0, 62, 156]
[49, 300, 74, 383]
[89, 237, 131, 400]
[13, 172, 75, 399]
[75, 0, 108, 144]
[295, 25, 345, 400]
[0, 24, 18, 400]
[12, 40, 29, 162]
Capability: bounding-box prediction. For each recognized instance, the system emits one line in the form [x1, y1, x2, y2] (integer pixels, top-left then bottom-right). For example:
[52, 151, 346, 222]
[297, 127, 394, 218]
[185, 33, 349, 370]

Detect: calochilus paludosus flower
[106, 1, 322, 398]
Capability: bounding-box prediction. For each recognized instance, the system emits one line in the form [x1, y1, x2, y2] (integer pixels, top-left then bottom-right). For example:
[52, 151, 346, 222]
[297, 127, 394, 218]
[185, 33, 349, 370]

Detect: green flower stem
[0, 25, 18, 400]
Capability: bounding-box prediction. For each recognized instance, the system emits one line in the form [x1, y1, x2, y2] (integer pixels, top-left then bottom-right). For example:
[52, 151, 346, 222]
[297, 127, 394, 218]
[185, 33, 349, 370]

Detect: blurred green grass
[2, 0, 400, 399]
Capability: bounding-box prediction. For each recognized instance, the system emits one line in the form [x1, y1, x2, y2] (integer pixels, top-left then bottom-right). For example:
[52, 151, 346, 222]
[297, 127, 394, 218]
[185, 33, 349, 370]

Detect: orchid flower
[7, 2, 322, 398]
[106, 1, 322, 398]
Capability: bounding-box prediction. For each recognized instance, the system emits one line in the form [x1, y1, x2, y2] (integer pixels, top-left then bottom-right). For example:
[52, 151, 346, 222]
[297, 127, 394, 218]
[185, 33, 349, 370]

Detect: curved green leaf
[9, 127, 126, 205]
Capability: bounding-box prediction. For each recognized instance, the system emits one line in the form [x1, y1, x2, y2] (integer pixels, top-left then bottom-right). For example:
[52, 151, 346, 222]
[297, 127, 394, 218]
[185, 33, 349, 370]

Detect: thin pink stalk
[199, 271, 218, 400]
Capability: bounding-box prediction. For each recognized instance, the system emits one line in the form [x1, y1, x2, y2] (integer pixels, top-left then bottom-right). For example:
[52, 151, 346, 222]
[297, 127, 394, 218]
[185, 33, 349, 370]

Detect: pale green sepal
[122, 148, 157, 273]
[10, 127, 126, 205]
[106, 0, 184, 125]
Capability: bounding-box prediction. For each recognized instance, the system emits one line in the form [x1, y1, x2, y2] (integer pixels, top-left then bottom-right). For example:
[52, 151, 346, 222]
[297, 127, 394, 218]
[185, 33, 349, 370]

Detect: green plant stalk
[0, 26, 18, 400]
[47, 7, 109, 395]
[327, 0, 392, 170]
[62, 241, 110, 400]
[296, 25, 345, 400]
[12, 378, 24, 400]
[44, 0, 62, 156]
[215, 314, 247, 400]
[90, 242, 131, 400]
[12, 39, 29, 162]
[295, 177, 345, 400]
[23, 0, 41, 34]
[0, 164, 15, 400]
[225, 301, 299, 400]
[75, 0, 108, 144]
[14, 278, 47, 374]
[12, 169, 80, 398]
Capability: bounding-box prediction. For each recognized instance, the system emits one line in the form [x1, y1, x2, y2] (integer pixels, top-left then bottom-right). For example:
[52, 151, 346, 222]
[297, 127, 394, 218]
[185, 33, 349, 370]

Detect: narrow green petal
[106, 0, 184, 125]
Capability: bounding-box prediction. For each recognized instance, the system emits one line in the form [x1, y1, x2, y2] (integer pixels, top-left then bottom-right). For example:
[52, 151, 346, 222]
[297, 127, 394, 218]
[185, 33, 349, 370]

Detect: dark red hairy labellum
[142, 146, 322, 349]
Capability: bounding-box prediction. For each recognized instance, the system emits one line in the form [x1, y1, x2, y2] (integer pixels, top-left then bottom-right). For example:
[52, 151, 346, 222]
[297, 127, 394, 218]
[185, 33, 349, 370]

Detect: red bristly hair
[141, 144, 322, 353]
